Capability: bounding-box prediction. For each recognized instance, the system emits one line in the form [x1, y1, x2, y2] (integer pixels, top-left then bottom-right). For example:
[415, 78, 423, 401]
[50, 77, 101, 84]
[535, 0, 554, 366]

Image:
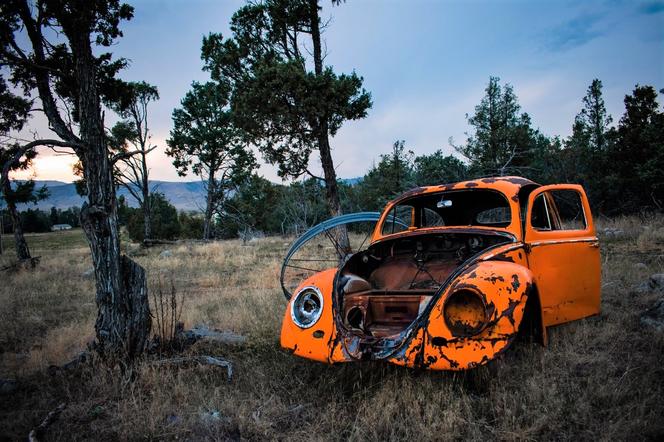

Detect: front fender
[280, 268, 341, 363]
[389, 260, 535, 370]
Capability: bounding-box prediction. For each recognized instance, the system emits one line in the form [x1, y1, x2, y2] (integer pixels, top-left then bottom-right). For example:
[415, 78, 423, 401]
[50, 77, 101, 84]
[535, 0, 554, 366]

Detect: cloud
[545, 14, 604, 52]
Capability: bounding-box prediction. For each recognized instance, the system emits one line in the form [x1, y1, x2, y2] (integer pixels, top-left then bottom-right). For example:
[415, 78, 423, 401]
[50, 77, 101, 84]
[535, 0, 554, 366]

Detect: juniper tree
[0, 0, 151, 365]
[167, 81, 256, 240]
[201, 0, 371, 247]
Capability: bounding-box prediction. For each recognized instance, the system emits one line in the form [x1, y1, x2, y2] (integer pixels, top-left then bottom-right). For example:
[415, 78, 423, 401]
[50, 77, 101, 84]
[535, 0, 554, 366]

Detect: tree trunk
[1, 180, 31, 261]
[141, 159, 151, 241]
[203, 172, 216, 240]
[309, 0, 350, 253]
[70, 31, 150, 365]
[141, 152, 152, 239]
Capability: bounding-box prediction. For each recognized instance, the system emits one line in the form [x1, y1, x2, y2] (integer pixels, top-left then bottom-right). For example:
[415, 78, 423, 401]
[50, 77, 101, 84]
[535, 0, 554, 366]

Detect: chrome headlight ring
[290, 286, 324, 329]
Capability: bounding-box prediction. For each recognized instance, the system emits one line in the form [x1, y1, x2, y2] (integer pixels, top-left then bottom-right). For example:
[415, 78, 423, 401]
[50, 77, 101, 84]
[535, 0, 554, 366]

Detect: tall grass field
[1, 217, 663, 440]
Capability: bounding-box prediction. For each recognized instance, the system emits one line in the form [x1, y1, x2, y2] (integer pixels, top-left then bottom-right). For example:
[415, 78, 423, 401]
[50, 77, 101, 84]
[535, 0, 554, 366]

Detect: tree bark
[1, 179, 31, 261]
[68, 28, 150, 365]
[309, 0, 350, 252]
[141, 153, 151, 241]
[203, 171, 216, 240]
[10, 0, 151, 365]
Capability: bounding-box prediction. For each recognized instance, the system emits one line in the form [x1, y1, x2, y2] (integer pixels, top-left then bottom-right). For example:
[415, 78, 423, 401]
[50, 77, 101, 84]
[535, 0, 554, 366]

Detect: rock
[633, 263, 647, 270]
[82, 267, 95, 279]
[0, 379, 17, 395]
[635, 274, 664, 294]
[651, 274, 664, 290]
[199, 409, 230, 425]
[165, 414, 181, 426]
[159, 250, 173, 258]
[641, 297, 664, 332]
[600, 227, 625, 238]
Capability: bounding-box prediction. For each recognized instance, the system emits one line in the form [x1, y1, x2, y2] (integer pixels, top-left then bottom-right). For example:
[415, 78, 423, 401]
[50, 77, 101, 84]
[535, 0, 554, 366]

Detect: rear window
[380, 189, 512, 234]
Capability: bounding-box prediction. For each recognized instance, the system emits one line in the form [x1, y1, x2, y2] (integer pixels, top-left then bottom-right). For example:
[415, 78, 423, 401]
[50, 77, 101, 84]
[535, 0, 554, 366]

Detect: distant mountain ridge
[2, 180, 207, 211]
[2, 176, 363, 212]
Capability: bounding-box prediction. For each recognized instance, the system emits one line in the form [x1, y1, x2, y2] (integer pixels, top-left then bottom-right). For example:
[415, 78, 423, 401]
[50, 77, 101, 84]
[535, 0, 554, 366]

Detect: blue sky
[19, 0, 664, 182]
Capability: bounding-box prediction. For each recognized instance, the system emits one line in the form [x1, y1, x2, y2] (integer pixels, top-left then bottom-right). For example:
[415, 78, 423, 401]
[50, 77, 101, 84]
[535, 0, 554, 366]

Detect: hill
[2, 180, 206, 211]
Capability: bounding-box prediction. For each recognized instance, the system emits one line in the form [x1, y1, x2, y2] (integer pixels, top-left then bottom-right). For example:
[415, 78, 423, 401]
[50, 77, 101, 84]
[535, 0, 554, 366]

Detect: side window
[381, 205, 413, 235]
[531, 194, 551, 230]
[421, 207, 445, 227]
[531, 190, 587, 231]
[549, 190, 587, 230]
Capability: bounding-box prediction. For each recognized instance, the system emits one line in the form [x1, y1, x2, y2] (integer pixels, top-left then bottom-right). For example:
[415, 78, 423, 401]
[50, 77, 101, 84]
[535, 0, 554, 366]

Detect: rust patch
[484, 274, 505, 284]
[511, 274, 521, 291]
[480, 176, 536, 186]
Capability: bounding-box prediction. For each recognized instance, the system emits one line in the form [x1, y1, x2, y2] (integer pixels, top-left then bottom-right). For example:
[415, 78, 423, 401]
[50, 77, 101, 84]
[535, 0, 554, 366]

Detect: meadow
[1, 217, 663, 441]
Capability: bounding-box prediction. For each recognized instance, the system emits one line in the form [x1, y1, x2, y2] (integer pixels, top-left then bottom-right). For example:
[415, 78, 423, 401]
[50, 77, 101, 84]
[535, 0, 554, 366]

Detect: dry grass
[1, 219, 663, 441]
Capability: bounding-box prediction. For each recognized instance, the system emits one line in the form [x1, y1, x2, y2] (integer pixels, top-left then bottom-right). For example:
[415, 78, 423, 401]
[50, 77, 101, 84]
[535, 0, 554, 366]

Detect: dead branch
[28, 403, 66, 442]
[152, 355, 233, 380]
[111, 145, 157, 165]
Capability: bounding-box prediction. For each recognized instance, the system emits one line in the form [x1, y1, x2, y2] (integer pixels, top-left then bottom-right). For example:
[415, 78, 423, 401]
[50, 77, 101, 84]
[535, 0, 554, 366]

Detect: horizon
[9, 0, 664, 183]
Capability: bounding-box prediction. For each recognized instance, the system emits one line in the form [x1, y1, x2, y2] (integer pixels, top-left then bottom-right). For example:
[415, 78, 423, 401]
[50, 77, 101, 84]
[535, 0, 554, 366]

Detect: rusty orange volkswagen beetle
[279, 177, 600, 370]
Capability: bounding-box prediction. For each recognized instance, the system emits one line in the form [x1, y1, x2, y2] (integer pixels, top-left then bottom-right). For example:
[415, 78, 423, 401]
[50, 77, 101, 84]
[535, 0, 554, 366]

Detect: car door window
[549, 189, 587, 230]
[530, 194, 552, 230]
[531, 190, 587, 231]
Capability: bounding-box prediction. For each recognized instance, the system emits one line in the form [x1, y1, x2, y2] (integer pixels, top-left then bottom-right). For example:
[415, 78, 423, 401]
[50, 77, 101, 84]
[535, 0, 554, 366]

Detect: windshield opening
[381, 189, 512, 235]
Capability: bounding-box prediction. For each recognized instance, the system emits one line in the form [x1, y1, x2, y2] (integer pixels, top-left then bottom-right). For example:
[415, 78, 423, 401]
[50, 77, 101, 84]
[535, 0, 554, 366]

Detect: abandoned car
[279, 177, 601, 370]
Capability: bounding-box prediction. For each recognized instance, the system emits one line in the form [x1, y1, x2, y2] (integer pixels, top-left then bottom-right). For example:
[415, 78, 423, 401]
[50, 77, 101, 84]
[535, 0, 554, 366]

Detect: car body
[280, 176, 601, 370]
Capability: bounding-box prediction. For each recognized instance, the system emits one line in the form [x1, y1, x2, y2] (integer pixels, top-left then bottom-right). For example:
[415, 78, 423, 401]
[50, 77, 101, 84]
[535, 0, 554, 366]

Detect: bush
[126, 193, 181, 242]
[178, 211, 204, 239]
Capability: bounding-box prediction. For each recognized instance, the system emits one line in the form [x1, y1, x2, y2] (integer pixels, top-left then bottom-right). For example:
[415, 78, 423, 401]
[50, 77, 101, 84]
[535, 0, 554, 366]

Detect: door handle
[589, 241, 599, 248]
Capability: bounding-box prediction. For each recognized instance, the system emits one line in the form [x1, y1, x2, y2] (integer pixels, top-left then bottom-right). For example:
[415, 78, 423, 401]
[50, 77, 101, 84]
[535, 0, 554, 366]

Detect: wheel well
[517, 284, 547, 345]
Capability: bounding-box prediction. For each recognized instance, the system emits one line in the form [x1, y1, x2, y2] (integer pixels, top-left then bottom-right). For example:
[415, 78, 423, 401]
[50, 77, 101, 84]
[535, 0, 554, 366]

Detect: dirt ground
[1, 216, 663, 441]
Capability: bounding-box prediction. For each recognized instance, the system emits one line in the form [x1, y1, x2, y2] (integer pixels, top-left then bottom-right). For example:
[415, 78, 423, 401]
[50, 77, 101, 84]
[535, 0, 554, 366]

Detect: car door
[525, 184, 600, 327]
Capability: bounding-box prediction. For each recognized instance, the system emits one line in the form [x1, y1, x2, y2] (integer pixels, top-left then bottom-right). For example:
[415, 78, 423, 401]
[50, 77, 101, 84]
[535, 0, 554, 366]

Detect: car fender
[280, 268, 341, 363]
[388, 260, 535, 370]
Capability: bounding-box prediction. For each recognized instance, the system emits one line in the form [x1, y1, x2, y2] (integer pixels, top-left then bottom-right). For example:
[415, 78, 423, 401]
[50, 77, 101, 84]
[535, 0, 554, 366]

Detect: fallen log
[152, 355, 233, 380]
[179, 325, 247, 346]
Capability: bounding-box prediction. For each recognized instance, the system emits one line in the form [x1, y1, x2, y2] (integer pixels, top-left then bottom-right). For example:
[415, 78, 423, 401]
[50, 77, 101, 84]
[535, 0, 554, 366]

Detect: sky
[11, 0, 664, 183]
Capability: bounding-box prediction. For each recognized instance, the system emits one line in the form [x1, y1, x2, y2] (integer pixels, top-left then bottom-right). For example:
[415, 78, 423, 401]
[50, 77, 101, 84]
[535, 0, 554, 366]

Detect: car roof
[391, 176, 539, 204]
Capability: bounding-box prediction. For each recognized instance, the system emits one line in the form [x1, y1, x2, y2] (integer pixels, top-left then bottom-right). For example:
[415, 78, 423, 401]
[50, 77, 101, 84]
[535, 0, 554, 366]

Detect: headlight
[443, 288, 488, 337]
[291, 286, 324, 329]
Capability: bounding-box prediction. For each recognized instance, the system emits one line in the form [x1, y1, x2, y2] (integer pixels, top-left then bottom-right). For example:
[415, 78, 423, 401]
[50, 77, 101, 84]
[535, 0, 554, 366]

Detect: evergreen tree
[413, 150, 468, 186]
[605, 86, 664, 212]
[455, 77, 534, 176]
[201, 0, 371, 245]
[167, 81, 257, 240]
[355, 140, 415, 211]
[1, 0, 152, 364]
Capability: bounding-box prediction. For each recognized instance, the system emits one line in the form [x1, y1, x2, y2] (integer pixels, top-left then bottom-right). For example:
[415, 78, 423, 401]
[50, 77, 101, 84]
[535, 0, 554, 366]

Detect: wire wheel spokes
[280, 212, 382, 299]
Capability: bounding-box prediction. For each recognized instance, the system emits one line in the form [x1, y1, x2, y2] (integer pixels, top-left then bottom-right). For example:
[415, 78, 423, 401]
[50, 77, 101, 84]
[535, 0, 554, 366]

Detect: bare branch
[111, 145, 157, 165]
